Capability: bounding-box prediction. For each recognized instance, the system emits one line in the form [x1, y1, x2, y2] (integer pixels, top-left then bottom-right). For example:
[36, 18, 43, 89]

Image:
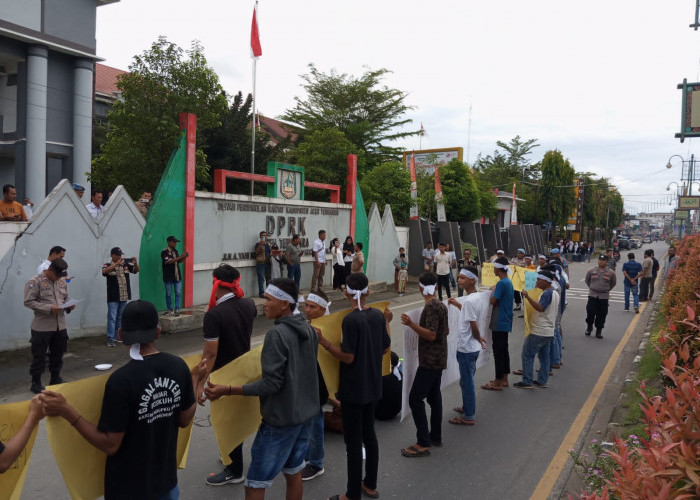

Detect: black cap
[110, 247, 123, 256]
[120, 300, 159, 345]
[598, 254, 609, 261]
[49, 258, 68, 277]
[167, 236, 180, 243]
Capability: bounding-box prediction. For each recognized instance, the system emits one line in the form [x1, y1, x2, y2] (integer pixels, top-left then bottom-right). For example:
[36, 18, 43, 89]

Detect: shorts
[245, 420, 311, 488]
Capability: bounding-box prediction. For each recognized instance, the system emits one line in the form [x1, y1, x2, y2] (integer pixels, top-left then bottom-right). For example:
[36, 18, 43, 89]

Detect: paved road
[12, 243, 667, 500]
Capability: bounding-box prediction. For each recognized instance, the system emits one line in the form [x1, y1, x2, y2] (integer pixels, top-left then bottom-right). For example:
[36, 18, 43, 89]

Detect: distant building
[94, 63, 126, 123]
[257, 114, 298, 148]
[0, 0, 118, 204]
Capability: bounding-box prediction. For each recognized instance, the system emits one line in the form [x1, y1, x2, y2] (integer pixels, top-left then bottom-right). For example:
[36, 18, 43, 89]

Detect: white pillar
[73, 58, 93, 193]
[25, 45, 48, 203]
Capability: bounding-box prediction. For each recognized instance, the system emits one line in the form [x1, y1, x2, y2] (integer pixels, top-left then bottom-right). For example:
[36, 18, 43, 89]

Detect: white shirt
[37, 258, 50, 274]
[422, 248, 435, 264]
[86, 202, 102, 219]
[435, 252, 450, 275]
[24, 204, 33, 219]
[456, 292, 488, 353]
[332, 246, 344, 266]
[312, 238, 326, 263]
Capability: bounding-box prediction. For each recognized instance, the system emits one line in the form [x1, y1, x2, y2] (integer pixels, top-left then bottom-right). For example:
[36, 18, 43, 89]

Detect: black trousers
[649, 276, 655, 300]
[492, 330, 510, 379]
[408, 366, 443, 447]
[639, 277, 652, 301]
[224, 444, 243, 476]
[585, 297, 609, 330]
[333, 263, 346, 289]
[341, 401, 378, 500]
[437, 274, 451, 300]
[514, 290, 522, 305]
[30, 329, 67, 380]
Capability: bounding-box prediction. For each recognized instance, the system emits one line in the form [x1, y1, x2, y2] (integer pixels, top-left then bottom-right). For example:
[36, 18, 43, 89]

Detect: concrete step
[158, 281, 388, 334]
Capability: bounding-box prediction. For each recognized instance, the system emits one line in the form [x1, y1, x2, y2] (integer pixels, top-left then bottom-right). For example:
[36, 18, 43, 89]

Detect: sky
[96, 0, 700, 215]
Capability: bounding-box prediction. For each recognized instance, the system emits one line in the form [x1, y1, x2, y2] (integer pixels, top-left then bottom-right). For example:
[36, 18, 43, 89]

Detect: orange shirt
[0, 200, 27, 221]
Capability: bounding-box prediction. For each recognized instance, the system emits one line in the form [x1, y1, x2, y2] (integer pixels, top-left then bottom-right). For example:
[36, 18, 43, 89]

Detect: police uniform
[584, 258, 617, 338]
[24, 265, 70, 392]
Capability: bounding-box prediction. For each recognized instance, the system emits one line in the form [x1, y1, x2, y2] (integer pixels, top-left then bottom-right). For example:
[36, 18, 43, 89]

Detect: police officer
[24, 258, 75, 393]
[584, 254, 617, 339]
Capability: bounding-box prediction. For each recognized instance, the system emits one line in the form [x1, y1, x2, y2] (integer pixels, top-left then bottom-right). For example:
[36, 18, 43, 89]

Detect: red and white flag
[251, 5, 262, 58]
[420, 122, 425, 136]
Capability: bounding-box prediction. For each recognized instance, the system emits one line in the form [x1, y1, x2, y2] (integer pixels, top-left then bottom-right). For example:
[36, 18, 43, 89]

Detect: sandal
[453, 406, 463, 414]
[481, 383, 503, 391]
[401, 445, 431, 458]
[362, 483, 380, 498]
[449, 416, 475, 425]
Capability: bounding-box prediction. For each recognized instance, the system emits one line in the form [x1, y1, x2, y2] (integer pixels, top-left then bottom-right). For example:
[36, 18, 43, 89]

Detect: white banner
[401, 292, 492, 421]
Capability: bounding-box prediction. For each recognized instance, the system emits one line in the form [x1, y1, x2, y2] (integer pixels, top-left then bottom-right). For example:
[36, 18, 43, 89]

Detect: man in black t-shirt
[102, 247, 139, 347]
[317, 273, 391, 500]
[195, 264, 257, 487]
[40, 300, 199, 500]
[161, 236, 189, 315]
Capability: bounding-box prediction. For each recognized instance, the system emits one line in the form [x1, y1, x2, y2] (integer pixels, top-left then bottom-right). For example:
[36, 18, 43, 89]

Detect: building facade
[0, 0, 118, 204]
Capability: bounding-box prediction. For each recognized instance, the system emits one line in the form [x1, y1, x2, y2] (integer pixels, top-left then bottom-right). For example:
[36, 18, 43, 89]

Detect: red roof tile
[95, 63, 127, 97]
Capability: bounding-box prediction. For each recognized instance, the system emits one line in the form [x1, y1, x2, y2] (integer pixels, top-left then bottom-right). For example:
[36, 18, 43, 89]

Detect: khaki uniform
[23, 273, 70, 383]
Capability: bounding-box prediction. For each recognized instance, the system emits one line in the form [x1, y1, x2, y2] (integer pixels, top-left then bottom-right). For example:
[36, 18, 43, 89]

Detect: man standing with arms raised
[162, 236, 189, 315]
[197, 264, 257, 487]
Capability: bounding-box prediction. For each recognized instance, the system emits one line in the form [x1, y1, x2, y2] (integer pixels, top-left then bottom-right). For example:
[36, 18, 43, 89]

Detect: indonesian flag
[420, 122, 425, 136]
[251, 5, 262, 58]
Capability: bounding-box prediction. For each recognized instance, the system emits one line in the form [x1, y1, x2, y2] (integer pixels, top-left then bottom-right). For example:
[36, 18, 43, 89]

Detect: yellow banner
[176, 354, 202, 469]
[480, 263, 498, 287]
[208, 346, 263, 466]
[44, 353, 201, 500]
[0, 400, 38, 500]
[481, 263, 527, 292]
[511, 266, 526, 292]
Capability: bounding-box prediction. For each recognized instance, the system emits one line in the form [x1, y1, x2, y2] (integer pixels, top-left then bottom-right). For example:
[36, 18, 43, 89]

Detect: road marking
[529, 300, 647, 500]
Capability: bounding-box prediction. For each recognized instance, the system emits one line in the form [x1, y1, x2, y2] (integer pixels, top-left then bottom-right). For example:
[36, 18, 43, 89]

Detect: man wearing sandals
[483, 257, 514, 391]
[400, 272, 449, 458]
[447, 267, 488, 425]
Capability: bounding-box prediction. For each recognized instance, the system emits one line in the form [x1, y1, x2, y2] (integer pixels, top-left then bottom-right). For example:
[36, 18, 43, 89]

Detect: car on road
[642, 236, 652, 244]
[630, 238, 641, 249]
[618, 238, 630, 250]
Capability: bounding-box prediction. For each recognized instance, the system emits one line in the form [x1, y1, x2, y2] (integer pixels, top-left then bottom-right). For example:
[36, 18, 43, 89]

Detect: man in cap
[72, 183, 85, 199]
[40, 300, 198, 500]
[197, 264, 257, 487]
[584, 254, 617, 338]
[161, 236, 189, 315]
[514, 269, 560, 389]
[24, 257, 75, 393]
[102, 247, 139, 347]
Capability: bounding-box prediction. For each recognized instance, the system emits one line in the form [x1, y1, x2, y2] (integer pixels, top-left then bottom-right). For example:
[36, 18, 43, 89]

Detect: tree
[439, 159, 481, 222]
[280, 65, 418, 168]
[286, 128, 363, 202]
[539, 150, 576, 236]
[203, 92, 290, 194]
[359, 161, 412, 225]
[91, 37, 228, 196]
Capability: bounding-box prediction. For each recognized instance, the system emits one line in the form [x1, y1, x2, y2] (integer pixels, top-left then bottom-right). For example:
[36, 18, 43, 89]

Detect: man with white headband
[300, 290, 331, 482]
[321, 272, 390, 500]
[447, 266, 487, 426]
[40, 300, 200, 500]
[400, 272, 449, 457]
[205, 278, 320, 500]
[514, 270, 560, 389]
[199, 264, 257, 487]
[483, 257, 514, 391]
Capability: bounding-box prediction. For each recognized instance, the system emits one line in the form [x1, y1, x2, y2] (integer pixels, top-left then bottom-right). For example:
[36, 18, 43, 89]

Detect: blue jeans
[256, 263, 266, 295]
[106, 301, 127, 340]
[305, 410, 324, 468]
[156, 485, 179, 500]
[624, 281, 639, 310]
[164, 281, 182, 311]
[550, 326, 562, 366]
[521, 334, 552, 385]
[457, 351, 479, 420]
[245, 420, 311, 489]
[287, 263, 301, 289]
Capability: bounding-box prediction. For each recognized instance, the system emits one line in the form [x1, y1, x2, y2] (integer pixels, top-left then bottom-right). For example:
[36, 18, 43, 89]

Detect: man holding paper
[24, 258, 75, 394]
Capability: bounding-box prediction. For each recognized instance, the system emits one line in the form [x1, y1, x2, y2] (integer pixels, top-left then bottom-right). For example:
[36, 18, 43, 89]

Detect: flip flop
[512, 369, 524, 375]
[449, 417, 475, 425]
[401, 445, 431, 458]
[481, 383, 503, 391]
[453, 406, 463, 414]
[362, 484, 380, 498]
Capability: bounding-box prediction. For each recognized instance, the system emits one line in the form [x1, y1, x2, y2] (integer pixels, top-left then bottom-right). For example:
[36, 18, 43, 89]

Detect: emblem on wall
[280, 170, 297, 199]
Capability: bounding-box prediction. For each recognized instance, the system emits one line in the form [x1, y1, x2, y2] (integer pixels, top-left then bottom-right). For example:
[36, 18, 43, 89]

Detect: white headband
[536, 273, 553, 283]
[538, 255, 546, 260]
[493, 262, 513, 276]
[265, 284, 296, 304]
[420, 283, 437, 296]
[459, 269, 478, 280]
[346, 285, 368, 309]
[307, 293, 331, 315]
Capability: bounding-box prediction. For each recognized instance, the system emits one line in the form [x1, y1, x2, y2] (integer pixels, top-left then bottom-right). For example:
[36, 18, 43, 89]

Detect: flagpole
[251, 54, 257, 196]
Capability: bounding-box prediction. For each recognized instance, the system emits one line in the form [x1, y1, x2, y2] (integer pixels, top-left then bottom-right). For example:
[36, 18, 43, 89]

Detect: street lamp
[666, 154, 696, 196]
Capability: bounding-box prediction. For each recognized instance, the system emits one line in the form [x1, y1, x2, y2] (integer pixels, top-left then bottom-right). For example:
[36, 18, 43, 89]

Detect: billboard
[402, 147, 464, 175]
